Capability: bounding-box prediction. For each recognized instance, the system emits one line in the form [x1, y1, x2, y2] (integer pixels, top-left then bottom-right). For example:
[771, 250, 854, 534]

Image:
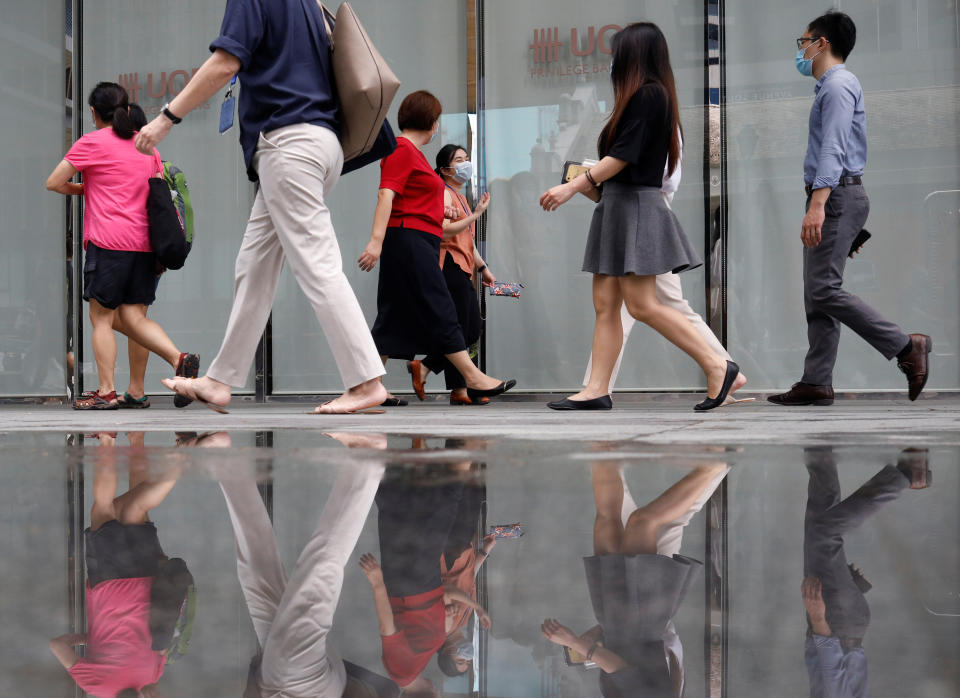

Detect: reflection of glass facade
[2, 1, 957, 398]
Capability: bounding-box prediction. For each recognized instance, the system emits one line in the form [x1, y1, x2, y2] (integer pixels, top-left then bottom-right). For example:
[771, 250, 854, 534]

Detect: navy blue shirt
[210, 0, 339, 181]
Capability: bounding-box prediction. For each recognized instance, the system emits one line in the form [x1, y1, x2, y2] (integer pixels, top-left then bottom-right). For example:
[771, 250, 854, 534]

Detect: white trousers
[583, 272, 731, 392]
[207, 124, 384, 389]
[219, 463, 384, 697]
[620, 465, 729, 698]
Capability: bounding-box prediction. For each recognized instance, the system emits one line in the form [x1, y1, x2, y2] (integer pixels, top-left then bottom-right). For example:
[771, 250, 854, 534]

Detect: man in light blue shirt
[769, 11, 931, 407]
[801, 446, 930, 698]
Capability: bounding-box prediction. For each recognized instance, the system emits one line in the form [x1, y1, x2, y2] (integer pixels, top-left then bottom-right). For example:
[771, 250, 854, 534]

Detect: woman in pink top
[46, 83, 199, 410]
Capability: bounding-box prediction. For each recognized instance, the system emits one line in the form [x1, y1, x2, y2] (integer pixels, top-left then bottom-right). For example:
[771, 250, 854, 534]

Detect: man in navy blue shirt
[137, 0, 388, 414]
[769, 11, 931, 407]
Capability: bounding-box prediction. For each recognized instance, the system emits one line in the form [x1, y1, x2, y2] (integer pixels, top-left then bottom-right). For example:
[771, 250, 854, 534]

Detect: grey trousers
[801, 185, 909, 385]
[803, 448, 909, 640]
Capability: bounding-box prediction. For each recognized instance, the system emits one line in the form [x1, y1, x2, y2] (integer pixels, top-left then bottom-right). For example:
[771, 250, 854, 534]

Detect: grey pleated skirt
[584, 553, 702, 646]
[582, 182, 702, 276]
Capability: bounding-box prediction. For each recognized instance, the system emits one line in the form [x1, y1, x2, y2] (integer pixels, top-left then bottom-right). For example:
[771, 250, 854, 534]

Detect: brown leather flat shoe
[406, 360, 426, 401]
[450, 393, 489, 406]
[897, 333, 932, 401]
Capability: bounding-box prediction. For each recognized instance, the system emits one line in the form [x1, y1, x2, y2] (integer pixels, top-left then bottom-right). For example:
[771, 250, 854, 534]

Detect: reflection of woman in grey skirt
[541, 462, 728, 697]
[539, 23, 739, 411]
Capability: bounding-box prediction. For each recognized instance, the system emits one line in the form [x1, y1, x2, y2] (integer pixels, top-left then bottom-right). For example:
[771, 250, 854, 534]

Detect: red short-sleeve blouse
[379, 137, 445, 238]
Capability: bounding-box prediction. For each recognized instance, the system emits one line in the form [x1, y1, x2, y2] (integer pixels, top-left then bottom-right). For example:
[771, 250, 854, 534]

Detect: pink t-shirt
[68, 577, 166, 697]
[65, 127, 160, 252]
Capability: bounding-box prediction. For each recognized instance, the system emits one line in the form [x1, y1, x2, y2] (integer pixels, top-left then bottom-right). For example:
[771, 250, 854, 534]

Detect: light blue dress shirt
[803, 65, 867, 190]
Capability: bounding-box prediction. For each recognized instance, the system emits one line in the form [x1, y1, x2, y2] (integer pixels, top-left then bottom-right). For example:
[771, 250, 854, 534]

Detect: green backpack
[162, 161, 195, 248]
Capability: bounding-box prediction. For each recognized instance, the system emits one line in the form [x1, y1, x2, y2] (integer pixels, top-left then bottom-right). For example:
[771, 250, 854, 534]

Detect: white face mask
[450, 161, 474, 184]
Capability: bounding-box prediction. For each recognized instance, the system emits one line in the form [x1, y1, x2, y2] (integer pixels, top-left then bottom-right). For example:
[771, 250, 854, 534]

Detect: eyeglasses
[796, 36, 822, 50]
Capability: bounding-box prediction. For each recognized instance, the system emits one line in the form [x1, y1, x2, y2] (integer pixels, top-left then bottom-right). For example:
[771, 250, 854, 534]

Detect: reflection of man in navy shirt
[801, 446, 929, 698]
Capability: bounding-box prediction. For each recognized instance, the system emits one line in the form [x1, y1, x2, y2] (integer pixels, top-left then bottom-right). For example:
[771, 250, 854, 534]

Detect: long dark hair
[598, 23, 682, 175]
[88, 81, 134, 139]
[435, 143, 467, 176]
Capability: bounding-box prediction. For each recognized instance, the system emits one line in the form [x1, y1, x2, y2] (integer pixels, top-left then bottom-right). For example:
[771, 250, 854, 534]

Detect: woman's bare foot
[465, 373, 506, 391]
[730, 372, 747, 395]
[324, 432, 388, 449]
[313, 379, 387, 414]
[161, 375, 231, 412]
[704, 358, 731, 399]
[564, 389, 608, 401]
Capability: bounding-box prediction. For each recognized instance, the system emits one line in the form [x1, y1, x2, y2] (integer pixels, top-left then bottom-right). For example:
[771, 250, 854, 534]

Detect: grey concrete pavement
[2, 393, 958, 445]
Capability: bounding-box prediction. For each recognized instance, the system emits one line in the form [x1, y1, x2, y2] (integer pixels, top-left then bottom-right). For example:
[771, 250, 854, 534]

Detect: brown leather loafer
[406, 360, 426, 401]
[897, 333, 932, 401]
[767, 382, 834, 406]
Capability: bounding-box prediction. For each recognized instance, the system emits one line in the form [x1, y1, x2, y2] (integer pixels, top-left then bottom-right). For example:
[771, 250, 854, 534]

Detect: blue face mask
[452, 161, 474, 184]
[455, 643, 475, 661]
[795, 42, 825, 77]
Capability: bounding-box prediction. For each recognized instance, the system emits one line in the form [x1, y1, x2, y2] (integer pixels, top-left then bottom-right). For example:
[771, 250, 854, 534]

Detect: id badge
[218, 77, 237, 134]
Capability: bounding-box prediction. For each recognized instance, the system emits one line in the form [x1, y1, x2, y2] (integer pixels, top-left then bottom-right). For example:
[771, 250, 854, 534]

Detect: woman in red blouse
[359, 91, 514, 403]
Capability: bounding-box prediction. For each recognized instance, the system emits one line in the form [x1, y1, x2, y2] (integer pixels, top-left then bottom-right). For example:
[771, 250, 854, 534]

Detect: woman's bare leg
[90, 434, 119, 530]
[570, 275, 623, 401]
[619, 275, 729, 398]
[592, 463, 625, 556]
[621, 464, 728, 555]
[116, 304, 181, 368]
[113, 314, 149, 398]
[88, 300, 118, 395]
[444, 350, 504, 391]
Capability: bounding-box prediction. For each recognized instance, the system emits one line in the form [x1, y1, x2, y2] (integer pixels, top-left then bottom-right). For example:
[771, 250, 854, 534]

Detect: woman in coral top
[358, 91, 514, 404]
[406, 144, 497, 406]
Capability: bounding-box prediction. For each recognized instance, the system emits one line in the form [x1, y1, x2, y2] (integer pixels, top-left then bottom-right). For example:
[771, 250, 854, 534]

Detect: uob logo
[529, 24, 622, 63]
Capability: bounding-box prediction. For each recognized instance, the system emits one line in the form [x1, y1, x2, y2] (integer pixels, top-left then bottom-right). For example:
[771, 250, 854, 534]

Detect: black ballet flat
[467, 379, 516, 401]
[546, 395, 613, 411]
[694, 361, 740, 412]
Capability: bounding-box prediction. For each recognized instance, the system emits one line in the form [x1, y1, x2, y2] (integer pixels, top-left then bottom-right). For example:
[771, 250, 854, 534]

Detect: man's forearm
[166, 49, 240, 119]
[808, 185, 831, 210]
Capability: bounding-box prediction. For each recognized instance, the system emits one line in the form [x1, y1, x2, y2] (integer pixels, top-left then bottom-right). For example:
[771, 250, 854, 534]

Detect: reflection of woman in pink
[407, 144, 497, 405]
[49, 432, 180, 698]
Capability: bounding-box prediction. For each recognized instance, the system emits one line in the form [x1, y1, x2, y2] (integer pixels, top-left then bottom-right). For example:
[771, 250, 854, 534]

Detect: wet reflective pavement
[2, 430, 958, 697]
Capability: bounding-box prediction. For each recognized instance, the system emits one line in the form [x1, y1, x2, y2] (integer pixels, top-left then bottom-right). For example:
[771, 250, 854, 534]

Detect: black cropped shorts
[82, 242, 158, 309]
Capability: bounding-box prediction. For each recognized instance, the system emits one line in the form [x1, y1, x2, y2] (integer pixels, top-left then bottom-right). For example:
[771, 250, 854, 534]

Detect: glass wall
[726, 1, 960, 390]
[4, 1, 958, 399]
[270, 0, 470, 393]
[482, 0, 709, 390]
[81, 1, 256, 395]
[0, 2, 68, 396]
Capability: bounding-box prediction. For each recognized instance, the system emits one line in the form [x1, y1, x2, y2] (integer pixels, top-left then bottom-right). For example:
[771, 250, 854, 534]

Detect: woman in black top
[540, 23, 739, 412]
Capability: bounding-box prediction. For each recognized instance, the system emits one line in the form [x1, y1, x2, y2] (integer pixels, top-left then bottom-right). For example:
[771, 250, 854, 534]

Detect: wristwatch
[161, 103, 182, 124]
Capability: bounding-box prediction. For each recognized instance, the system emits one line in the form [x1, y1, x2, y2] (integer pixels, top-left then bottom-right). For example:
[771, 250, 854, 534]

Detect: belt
[805, 175, 862, 196]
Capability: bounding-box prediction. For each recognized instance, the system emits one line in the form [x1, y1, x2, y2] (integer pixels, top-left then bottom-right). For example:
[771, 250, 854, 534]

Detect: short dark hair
[808, 10, 856, 61]
[397, 90, 442, 131]
[437, 650, 468, 677]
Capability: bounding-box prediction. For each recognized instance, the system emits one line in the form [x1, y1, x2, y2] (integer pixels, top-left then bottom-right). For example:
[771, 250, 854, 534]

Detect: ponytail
[111, 105, 135, 139]
[88, 81, 134, 139]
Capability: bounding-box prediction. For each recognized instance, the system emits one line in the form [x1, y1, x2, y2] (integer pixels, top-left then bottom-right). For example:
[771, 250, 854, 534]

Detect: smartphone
[563, 645, 599, 669]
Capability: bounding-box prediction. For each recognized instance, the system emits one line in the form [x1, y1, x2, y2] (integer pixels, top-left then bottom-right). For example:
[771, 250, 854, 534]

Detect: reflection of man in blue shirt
[802, 446, 930, 698]
[769, 10, 930, 408]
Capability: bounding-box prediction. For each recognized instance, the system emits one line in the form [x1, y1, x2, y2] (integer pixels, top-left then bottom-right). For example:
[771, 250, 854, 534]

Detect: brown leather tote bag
[318, 2, 401, 161]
